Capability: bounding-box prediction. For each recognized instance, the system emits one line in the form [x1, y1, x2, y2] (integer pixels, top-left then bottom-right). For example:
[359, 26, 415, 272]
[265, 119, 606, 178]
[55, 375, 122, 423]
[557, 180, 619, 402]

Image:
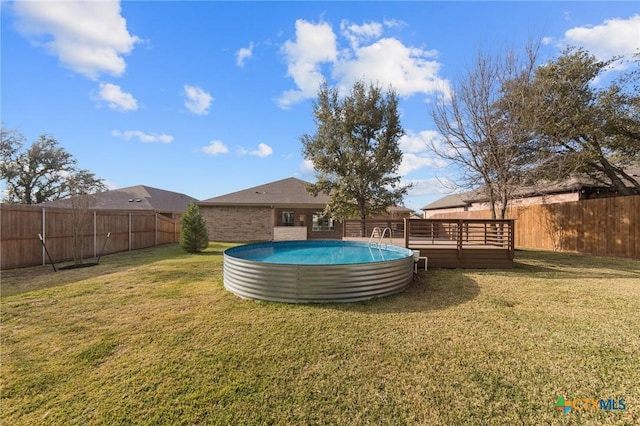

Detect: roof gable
[421, 193, 471, 211]
[199, 177, 329, 206]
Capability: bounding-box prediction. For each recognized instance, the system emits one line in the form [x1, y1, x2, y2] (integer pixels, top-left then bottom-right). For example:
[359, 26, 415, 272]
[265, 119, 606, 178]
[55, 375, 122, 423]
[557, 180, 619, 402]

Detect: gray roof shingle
[421, 166, 640, 211]
[41, 185, 197, 212]
[199, 177, 329, 207]
[420, 193, 472, 211]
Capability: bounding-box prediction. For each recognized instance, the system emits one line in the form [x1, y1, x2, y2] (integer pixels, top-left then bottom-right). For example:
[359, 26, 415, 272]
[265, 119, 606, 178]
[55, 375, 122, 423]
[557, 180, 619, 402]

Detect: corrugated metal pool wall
[223, 252, 414, 303]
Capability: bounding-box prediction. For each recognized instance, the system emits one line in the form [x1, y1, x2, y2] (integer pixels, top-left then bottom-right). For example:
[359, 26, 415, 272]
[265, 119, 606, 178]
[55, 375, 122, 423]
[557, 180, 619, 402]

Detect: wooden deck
[409, 244, 514, 269]
[343, 219, 515, 269]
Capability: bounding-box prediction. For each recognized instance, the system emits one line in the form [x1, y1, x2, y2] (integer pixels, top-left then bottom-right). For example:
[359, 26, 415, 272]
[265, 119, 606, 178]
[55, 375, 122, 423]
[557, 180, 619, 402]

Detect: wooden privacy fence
[1, 204, 181, 270]
[430, 195, 639, 259]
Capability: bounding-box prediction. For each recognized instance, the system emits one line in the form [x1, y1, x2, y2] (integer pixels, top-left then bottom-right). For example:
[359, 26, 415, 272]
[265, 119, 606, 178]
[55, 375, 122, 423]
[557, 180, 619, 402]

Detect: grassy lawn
[1, 244, 639, 425]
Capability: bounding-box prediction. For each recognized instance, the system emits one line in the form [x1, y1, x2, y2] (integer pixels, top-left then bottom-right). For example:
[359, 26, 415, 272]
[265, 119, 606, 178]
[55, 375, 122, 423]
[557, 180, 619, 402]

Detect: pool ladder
[369, 227, 392, 248]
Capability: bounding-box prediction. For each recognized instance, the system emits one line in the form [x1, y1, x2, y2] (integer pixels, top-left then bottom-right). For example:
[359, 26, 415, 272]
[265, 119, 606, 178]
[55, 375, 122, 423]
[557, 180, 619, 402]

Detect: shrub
[180, 202, 209, 253]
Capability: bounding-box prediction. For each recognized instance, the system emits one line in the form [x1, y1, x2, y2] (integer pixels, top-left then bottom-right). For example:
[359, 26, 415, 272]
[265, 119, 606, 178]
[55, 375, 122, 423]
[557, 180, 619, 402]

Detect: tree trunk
[358, 198, 367, 237]
[598, 156, 633, 195]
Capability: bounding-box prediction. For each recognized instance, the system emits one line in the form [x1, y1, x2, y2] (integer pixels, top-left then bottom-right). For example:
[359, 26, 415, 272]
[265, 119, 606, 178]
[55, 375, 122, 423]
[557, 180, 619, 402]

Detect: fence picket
[430, 195, 639, 259]
[1, 204, 181, 270]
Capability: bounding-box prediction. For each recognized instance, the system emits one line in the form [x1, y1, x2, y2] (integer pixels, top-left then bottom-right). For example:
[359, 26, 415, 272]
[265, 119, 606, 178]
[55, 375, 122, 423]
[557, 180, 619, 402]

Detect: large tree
[0, 127, 106, 204]
[301, 80, 410, 223]
[517, 47, 640, 195]
[429, 44, 540, 219]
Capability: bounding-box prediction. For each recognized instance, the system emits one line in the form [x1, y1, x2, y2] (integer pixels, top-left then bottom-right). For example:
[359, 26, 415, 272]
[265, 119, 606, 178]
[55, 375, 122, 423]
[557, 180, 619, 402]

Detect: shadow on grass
[486, 250, 640, 280]
[325, 272, 480, 314]
[1, 243, 237, 298]
[1, 244, 190, 298]
[191, 250, 225, 257]
[1, 261, 128, 298]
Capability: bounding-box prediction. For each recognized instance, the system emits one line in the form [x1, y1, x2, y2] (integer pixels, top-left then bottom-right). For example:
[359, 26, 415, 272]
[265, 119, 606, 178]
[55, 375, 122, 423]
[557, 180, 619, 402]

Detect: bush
[180, 202, 209, 253]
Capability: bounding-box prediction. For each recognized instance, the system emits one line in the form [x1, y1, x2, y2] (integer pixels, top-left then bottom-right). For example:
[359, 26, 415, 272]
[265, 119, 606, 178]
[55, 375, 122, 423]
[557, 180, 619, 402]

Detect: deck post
[457, 219, 463, 258]
[404, 218, 409, 248]
[509, 219, 515, 259]
[484, 222, 488, 245]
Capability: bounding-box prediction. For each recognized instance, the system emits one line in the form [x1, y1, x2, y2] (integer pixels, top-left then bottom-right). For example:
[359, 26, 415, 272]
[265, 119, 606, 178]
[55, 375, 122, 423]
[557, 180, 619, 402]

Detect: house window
[282, 211, 295, 226]
[312, 212, 334, 231]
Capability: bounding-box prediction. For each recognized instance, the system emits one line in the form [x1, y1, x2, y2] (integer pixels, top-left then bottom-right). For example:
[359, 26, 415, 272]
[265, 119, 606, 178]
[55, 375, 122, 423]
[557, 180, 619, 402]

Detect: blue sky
[2, 1, 639, 211]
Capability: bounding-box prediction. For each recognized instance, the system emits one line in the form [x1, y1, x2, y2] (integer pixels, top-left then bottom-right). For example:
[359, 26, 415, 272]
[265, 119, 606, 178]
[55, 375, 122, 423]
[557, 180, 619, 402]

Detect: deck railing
[343, 218, 514, 254]
[342, 219, 405, 239]
[404, 218, 515, 256]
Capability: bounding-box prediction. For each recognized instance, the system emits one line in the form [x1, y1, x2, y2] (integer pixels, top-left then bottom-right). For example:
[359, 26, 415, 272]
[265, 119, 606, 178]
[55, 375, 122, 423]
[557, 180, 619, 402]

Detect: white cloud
[278, 18, 451, 108]
[562, 14, 640, 61]
[112, 130, 173, 144]
[398, 153, 447, 176]
[278, 20, 338, 109]
[250, 143, 273, 157]
[405, 177, 456, 197]
[238, 143, 273, 157]
[184, 85, 213, 115]
[399, 130, 441, 153]
[102, 180, 119, 191]
[236, 42, 254, 67]
[95, 83, 138, 112]
[298, 159, 316, 179]
[403, 128, 458, 159]
[382, 19, 407, 30]
[13, 0, 140, 80]
[340, 20, 383, 48]
[334, 38, 450, 98]
[396, 130, 448, 176]
[202, 140, 229, 155]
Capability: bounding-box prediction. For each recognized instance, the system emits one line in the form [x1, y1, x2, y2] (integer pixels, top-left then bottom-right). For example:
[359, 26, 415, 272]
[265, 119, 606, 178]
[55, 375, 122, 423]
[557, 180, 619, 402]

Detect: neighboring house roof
[386, 205, 414, 215]
[421, 167, 640, 211]
[41, 185, 197, 213]
[421, 193, 473, 211]
[199, 177, 329, 207]
[380, 205, 416, 218]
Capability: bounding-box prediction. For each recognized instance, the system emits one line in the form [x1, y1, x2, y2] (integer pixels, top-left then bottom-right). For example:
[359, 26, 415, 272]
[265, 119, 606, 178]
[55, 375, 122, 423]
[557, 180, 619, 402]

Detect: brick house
[421, 169, 640, 218]
[198, 177, 343, 242]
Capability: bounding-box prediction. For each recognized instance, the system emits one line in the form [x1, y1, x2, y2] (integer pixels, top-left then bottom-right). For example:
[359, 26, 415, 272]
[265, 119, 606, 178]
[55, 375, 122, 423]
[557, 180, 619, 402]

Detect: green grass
[1, 244, 639, 425]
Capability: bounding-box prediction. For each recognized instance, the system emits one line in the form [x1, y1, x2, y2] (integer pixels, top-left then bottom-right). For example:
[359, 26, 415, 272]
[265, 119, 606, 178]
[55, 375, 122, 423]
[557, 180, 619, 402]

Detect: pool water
[225, 240, 410, 265]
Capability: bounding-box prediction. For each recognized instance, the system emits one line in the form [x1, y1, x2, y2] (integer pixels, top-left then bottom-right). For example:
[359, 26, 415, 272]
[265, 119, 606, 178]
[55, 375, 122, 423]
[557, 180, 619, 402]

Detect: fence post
[93, 211, 97, 258]
[42, 207, 46, 266]
[155, 212, 158, 247]
[128, 212, 132, 251]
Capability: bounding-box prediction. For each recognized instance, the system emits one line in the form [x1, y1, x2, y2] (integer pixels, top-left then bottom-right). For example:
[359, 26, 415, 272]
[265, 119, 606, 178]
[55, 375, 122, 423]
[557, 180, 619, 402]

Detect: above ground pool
[223, 240, 414, 303]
